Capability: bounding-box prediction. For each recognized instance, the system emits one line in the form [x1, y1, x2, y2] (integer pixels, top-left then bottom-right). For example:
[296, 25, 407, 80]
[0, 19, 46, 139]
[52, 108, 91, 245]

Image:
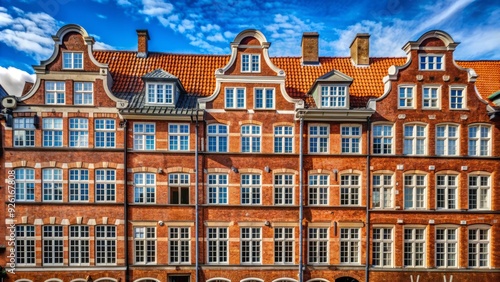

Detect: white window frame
[404, 174, 427, 210]
[274, 227, 294, 264]
[340, 228, 360, 264]
[225, 87, 246, 109]
[436, 124, 459, 156]
[15, 225, 36, 266]
[69, 225, 90, 266]
[134, 173, 156, 204]
[372, 174, 393, 209]
[169, 227, 190, 264]
[468, 174, 490, 210]
[436, 174, 457, 210]
[308, 124, 329, 153]
[468, 124, 491, 156]
[95, 119, 116, 148]
[146, 82, 174, 104]
[372, 124, 393, 155]
[95, 169, 116, 202]
[96, 225, 117, 265]
[274, 125, 294, 153]
[208, 174, 228, 204]
[274, 174, 294, 205]
[422, 85, 440, 109]
[419, 54, 444, 70]
[169, 123, 189, 151]
[134, 226, 156, 264]
[308, 174, 329, 206]
[14, 117, 35, 147]
[69, 169, 89, 202]
[340, 174, 360, 206]
[403, 123, 427, 155]
[241, 227, 262, 264]
[15, 168, 35, 201]
[74, 82, 93, 105]
[308, 227, 328, 264]
[241, 124, 261, 153]
[207, 124, 228, 152]
[43, 225, 64, 265]
[398, 85, 415, 109]
[69, 118, 88, 148]
[241, 54, 260, 73]
[435, 227, 458, 268]
[241, 174, 261, 205]
[254, 88, 274, 109]
[63, 52, 83, 69]
[404, 227, 426, 267]
[133, 123, 155, 150]
[207, 227, 228, 264]
[45, 81, 65, 104]
[450, 86, 466, 109]
[43, 168, 63, 202]
[169, 173, 190, 204]
[341, 125, 361, 154]
[320, 85, 348, 108]
[468, 226, 490, 268]
[372, 227, 393, 267]
[42, 118, 63, 147]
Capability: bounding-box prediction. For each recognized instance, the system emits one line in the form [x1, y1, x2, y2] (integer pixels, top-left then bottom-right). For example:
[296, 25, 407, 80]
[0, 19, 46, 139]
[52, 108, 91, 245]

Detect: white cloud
[96, 14, 107, 19]
[414, 0, 475, 36]
[117, 0, 133, 6]
[223, 31, 236, 39]
[177, 19, 194, 33]
[0, 66, 35, 97]
[140, 0, 174, 17]
[94, 41, 115, 50]
[0, 9, 14, 27]
[206, 32, 225, 42]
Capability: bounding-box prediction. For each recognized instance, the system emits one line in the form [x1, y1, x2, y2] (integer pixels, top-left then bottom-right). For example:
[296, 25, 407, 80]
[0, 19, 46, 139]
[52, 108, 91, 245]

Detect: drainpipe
[194, 109, 200, 282]
[365, 117, 371, 282]
[123, 119, 130, 282]
[298, 114, 304, 282]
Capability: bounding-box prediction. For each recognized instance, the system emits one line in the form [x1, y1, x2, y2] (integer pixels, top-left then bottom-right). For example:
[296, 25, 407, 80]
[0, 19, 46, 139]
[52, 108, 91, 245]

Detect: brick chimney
[301, 32, 319, 65]
[350, 33, 370, 66]
[136, 29, 150, 58]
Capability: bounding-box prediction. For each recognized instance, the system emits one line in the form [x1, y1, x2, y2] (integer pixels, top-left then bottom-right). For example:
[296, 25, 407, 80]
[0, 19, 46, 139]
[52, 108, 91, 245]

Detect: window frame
[207, 227, 228, 264]
[146, 82, 174, 105]
[468, 124, 491, 156]
[340, 174, 361, 206]
[45, 81, 65, 104]
[435, 227, 458, 268]
[419, 54, 444, 71]
[43, 225, 64, 266]
[468, 225, 490, 268]
[15, 225, 36, 266]
[308, 227, 329, 264]
[96, 225, 117, 265]
[404, 174, 427, 210]
[403, 227, 426, 267]
[422, 85, 440, 109]
[169, 227, 191, 264]
[69, 225, 90, 266]
[403, 123, 427, 155]
[274, 125, 294, 153]
[133, 173, 156, 204]
[254, 88, 275, 109]
[168, 123, 190, 151]
[341, 125, 361, 154]
[69, 118, 89, 148]
[95, 119, 116, 148]
[398, 85, 415, 109]
[225, 87, 246, 109]
[372, 124, 394, 155]
[436, 124, 459, 156]
[69, 169, 89, 202]
[95, 169, 116, 202]
[241, 54, 260, 73]
[42, 117, 63, 147]
[372, 227, 393, 267]
[450, 86, 466, 110]
[134, 226, 156, 264]
[274, 174, 294, 205]
[208, 174, 228, 204]
[274, 227, 294, 264]
[240, 227, 262, 264]
[241, 174, 261, 205]
[169, 173, 190, 205]
[15, 168, 35, 202]
[436, 174, 457, 210]
[42, 168, 63, 202]
[62, 52, 83, 69]
[207, 124, 228, 152]
[372, 174, 393, 209]
[133, 123, 156, 150]
[241, 124, 261, 153]
[74, 81, 93, 105]
[308, 174, 329, 206]
[13, 117, 35, 147]
[308, 124, 329, 154]
[468, 174, 490, 210]
[320, 85, 348, 108]
[340, 228, 360, 264]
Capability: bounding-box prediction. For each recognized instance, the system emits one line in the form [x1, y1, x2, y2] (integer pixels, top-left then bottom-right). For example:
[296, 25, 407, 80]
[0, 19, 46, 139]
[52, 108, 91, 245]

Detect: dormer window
[63, 52, 83, 69]
[419, 54, 444, 70]
[241, 54, 260, 73]
[147, 83, 173, 104]
[321, 86, 347, 108]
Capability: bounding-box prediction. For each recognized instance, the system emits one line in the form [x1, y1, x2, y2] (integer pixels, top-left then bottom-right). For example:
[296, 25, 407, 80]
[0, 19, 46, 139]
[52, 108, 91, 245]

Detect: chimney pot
[350, 33, 370, 66]
[301, 32, 319, 65]
[137, 29, 150, 58]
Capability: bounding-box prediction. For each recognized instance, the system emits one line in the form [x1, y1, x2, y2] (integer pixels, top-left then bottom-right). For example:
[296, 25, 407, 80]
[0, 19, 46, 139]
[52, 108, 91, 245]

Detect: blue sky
[1, 0, 499, 95]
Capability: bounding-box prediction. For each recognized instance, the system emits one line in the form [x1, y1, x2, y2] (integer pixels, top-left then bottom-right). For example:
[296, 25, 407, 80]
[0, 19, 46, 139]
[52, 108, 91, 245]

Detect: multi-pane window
[45, 81, 65, 104]
[96, 226, 116, 265]
[372, 174, 393, 209]
[169, 124, 189, 151]
[373, 124, 393, 154]
[275, 227, 294, 264]
[399, 86, 414, 108]
[95, 119, 116, 148]
[15, 168, 35, 201]
[468, 125, 491, 156]
[423, 86, 439, 108]
[15, 225, 35, 266]
[308, 228, 328, 263]
[14, 117, 35, 147]
[147, 83, 173, 104]
[169, 173, 189, 204]
[404, 228, 425, 267]
[43, 118, 63, 147]
[225, 87, 245, 108]
[241, 54, 260, 72]
[468, 175, 490, 210]
[436, 227, 458, 267]
[436, 175, 457, 209]
[208, 174, 228, 204]
[321, 85, 347, 108]
[241, 125, 261, 153]
[309, 125, 329, 153]
[207, 227, 228, 264]
[308, 175, 329, 205]
[340, 174, 360, 206]
[74, 82, 93, 105]
[403, 124, 426, 155]
[274, 126, 293, 153]
[241, 174, 261, 205]
[96, 169, 116, 202]
[134, 173, 156, 203]
[340, 228, 360, 264]
[255, 88, 274, 109]
[341, 125, 361, 153]
[63, 52, 83, 69]
[372, 228, 393, 267]
[69, 225, 90, 265]
[134, 227, 156, 264]
[69, 169, 89, 202]
[419, 54, 443, 70]
[69, 118, 88, 147]
[241, 227, 261, 264]
[436, 124, 458, 156]
[450, 88, 465, 109]
[404, 175, 426, 209]
[43, 225, 63, 265]
[43, 168, 63, 201]
[169, 227, 190, 264]
[468, 227, 489, 268]
[133, 123, 155, 150]
[274, 174, 294, 205]
[207, 124, 228, 152]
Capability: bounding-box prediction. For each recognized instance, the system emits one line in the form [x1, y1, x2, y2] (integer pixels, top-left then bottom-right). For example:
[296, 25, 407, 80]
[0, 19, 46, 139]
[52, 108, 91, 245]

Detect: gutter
[298, 114, 304, 282]
[122, 119, 130, 282]
[365, 117, 371, 282]
[193, 108, 200, 282]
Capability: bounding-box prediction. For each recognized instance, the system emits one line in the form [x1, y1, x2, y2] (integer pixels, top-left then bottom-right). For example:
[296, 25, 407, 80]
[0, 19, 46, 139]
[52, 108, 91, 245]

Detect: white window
[208, 174, 228, 204]
[373, 124, 393, 154]
[340, 174, 360, 206]
[241, 227, 261, 264]
[15, 225, 35, 266]
[436, 227, 458, 268]
[207, 227, 228, 264]
[241, 174, 261, 205]
[422, 86, 440, 109]
[468, 175, 490, 210]
[43, 225, 63, 265]
[69, 118, 88, 147]
[419, 54, 443, 70]
[254, 88, 274, 109]
[274, 174, 294, 205]
[436, 175, 457, 210]
[43, 118, 63, 147]
[241, 54, 260, 72]
[207, 124, 228, 152]
[308, 228, 328, 264]
[340, 228, 360, 264]
[341, 125, 361, 153]
[274, 227, 294, 264]
[168, 123, 189, 151]
[14, 117, 35, 147]
[225, 87, 245, 108]
[15, 168, 35, 201]
[63, 52, 83, 69]
[96, 169, 116, 202]
[468, 227, 489, 268]
[134, 227, 156, 264]
[45, 81, 65, 104]
[372, 174, 393, 209]
[147, 83, 173, 104]
[169, 227, 190, 264]
[404, 228, 425, 267]
[468, 125, 491, 156]
[96, 225, 116, 265]
[308, 174, 329, 205]
[43, 168, 63, 202]
[169, 173, 189, 204]
[95, 119, 116, 148]
[372, 228, 393, 267]
[399, 86, 414, 108]
[134, 123, 155, 150]
[309, 125, 329, 153]
[134, 173, 156, 204]
[69, 169, 89, 202]
[69, 225, 90, 265]
[403, 124, 426, 155]
[404, 174, 426, 210]
[321, 85, 347, 108]
[450, 87, 465, 109]
[74, 82, 93, 105]
[436, 124, 458, 156]
[274, 126, 293, 153]
[241, 124, 261, 153]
